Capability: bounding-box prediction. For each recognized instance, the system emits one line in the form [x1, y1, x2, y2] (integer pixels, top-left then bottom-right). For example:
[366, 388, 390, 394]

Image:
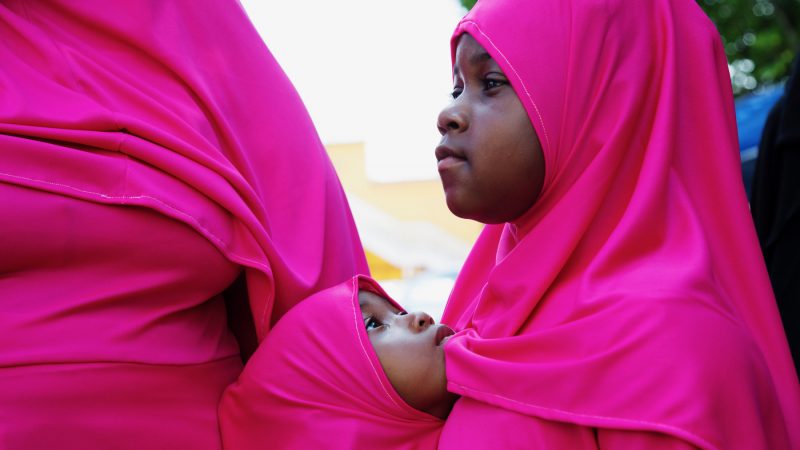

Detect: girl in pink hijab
[219, 275, 457, 449]
[435, 0, 800, 448]
[0, 1, 366, 448]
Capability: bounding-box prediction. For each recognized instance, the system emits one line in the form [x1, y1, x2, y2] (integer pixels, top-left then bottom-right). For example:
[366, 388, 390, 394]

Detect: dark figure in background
[751, 55, 800, 375]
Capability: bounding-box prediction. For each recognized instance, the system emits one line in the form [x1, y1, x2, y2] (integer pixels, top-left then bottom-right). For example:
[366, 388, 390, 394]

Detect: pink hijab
[0, 0, 368, 341]
[219, 275, 443, 449]
[441, 1, 800, 448]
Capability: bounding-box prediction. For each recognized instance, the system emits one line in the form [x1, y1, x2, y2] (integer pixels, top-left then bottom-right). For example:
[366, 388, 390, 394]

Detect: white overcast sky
[240, 0, 465, 182]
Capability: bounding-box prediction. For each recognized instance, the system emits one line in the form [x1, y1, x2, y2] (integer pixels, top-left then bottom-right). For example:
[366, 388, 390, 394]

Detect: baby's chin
[426, 358, 459, 420]
[428, 388, 460, 420]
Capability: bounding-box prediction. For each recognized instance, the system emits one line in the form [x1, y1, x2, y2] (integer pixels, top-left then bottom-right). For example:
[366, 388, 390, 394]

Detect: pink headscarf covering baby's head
[441, 0, 800, 448]
[219, 275, 443, 450]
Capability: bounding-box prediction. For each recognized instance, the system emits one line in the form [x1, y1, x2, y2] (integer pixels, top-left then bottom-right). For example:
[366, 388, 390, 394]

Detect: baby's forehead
[358, 290, 402, 313]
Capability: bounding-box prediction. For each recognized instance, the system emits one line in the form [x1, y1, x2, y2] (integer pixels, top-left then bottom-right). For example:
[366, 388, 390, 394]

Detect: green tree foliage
[457, 0, 799, 95]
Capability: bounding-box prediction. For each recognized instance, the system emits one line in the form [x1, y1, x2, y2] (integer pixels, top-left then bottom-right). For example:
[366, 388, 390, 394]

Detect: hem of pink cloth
[0, 354, 243, 370]
[0, 170, 268, 274]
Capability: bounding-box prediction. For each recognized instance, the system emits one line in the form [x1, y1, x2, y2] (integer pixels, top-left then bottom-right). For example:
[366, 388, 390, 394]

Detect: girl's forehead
[454, 35, 493, 70]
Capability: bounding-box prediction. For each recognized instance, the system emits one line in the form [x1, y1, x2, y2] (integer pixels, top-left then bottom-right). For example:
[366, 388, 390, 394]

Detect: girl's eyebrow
[454, 51, 493, 77]
[471, 51, 492, 65]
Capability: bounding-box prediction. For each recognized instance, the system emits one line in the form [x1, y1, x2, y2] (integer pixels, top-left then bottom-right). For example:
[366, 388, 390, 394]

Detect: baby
[219, 275, 459, 449]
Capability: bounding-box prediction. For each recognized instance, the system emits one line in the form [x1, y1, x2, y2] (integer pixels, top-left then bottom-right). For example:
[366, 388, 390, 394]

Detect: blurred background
[240, 0, 799, 320]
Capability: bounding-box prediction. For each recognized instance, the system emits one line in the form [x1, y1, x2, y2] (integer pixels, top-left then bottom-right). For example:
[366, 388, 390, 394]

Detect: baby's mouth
[435, 325, 455, 346]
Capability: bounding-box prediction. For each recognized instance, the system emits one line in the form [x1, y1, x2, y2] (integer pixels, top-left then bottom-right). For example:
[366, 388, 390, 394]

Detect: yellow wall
[326, 142, 482, 245]
[365, 249, 403, 280]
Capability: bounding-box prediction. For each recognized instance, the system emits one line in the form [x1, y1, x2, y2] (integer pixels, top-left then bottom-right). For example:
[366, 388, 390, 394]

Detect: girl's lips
[435, 145, 467, 172]
[437, 155, 466, 171]
[435, 324, 456, 346]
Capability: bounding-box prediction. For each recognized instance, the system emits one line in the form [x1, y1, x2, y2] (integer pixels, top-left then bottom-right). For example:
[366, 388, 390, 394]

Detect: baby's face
[358, 290, 458, 419]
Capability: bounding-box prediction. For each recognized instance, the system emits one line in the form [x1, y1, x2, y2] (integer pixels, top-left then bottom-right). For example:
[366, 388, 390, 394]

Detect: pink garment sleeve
[597, 428, 701, 450]
[440, 397, 704, 449]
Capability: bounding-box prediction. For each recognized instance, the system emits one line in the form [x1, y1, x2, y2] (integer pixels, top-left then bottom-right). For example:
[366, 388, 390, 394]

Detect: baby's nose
[406, 311, 434, 331]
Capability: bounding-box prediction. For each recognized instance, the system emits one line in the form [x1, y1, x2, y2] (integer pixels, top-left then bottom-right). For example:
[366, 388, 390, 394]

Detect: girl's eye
[450, 86, 463, 99]
[484, 78, 506, 90]
[365, 317, 383, 331]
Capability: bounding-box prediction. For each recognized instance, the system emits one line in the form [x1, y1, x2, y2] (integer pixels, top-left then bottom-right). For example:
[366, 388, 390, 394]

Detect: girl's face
[358, 290, 458, 419]
[436, 34, 545, 224]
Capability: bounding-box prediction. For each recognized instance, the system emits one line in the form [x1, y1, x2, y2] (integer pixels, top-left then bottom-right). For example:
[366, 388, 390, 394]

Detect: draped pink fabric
[0, 0, 367, 447]
[219, 276, 443, 450]
[440, 1, 800, 449]
[0, 0, 368, 335]
[0, 184, 245, 448]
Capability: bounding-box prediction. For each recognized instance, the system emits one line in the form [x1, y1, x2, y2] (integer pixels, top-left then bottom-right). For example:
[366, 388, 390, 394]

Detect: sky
[239, 0, 466, 182]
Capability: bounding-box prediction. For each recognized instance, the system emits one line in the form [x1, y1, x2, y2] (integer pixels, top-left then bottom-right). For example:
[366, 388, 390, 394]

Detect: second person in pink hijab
[435, 0, 800, 449]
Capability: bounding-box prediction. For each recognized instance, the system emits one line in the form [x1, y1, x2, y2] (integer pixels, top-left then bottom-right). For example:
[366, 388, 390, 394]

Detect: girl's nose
[404, 311, 435, 332]
[436, 100, 468, 136]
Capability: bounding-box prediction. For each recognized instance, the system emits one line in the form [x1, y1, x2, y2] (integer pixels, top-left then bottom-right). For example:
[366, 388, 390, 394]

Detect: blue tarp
[734, 84, 785, 197]
[735, 84, 785, 153]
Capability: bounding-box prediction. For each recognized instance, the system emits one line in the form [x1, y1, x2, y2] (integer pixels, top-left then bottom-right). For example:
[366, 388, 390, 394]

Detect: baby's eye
[364, 317, 383, 331]
[450, 86, 463, 99]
